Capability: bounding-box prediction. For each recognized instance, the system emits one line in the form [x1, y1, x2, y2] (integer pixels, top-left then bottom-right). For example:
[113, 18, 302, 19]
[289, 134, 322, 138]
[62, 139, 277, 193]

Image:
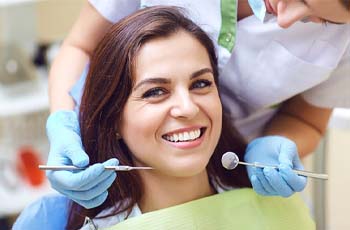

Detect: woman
[68, 6, 249, 229]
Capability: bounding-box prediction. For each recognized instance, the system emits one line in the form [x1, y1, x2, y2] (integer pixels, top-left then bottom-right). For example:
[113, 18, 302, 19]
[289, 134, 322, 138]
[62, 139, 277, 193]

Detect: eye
[141, 87, 168, 99]
[190, 79, 213, 90]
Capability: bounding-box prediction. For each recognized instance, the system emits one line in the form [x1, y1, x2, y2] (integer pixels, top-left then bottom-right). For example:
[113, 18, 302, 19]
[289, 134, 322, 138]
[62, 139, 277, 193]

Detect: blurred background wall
[0, 1, 84, 229]
[0, 1, 349, 230]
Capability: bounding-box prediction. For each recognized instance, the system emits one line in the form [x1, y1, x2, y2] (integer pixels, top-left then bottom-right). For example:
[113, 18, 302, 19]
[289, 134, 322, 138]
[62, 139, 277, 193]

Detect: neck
[237, 0, 254, 20]
[139, 170, 215, 213]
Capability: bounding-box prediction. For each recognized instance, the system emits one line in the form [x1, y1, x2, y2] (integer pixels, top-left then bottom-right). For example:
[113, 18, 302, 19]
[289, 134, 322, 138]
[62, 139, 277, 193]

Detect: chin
[160, 158, 210, 178]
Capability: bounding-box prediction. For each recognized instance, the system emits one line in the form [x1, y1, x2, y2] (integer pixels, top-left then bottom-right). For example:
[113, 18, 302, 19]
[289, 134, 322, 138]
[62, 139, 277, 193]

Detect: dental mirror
[221, 152, 328, 180]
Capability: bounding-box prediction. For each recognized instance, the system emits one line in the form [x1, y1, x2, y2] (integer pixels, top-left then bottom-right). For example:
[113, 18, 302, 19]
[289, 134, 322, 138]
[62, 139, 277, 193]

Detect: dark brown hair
[66, 6, 250, 230]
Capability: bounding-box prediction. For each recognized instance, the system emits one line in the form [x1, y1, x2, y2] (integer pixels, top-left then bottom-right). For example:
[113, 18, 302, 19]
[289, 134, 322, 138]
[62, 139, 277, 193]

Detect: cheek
[213, 94, 223, 134]
[120, 116, 155, 163]
[120, 104, 166, 154]
[203, 92, 222, 131]
[213, 102, 223, 135]
[121, 108, 157, 141]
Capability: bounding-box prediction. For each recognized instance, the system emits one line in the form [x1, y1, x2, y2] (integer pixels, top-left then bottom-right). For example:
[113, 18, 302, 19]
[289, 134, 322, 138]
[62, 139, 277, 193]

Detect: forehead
[133, 31, 211, 81]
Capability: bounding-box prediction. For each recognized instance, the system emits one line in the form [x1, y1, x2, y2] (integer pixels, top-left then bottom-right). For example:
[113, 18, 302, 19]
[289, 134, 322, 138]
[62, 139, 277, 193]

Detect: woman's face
[120, 30, 222, 177]
[267, 0, 350, 28]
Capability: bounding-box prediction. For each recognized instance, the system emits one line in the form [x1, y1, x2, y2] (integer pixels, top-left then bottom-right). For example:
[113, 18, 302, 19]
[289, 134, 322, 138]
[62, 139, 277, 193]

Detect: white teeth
[189, 131, 195, 139]
[174, 134, 179, 142]
[164, 129, 202, 142]
[178, 133, 184, 141]
[183, 132, 190, 140]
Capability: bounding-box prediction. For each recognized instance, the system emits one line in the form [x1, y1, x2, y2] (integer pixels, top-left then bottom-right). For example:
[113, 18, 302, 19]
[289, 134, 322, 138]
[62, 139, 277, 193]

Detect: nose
[276, 0, 311, 28]
[170, 91, 199, 120]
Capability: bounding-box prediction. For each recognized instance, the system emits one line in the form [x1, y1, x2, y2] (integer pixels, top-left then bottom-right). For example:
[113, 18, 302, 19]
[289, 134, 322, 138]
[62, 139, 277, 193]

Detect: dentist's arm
[245, 95, 332, 197]
[264, 94, 332, 157]
[49, 1, 112, 112]
[46, 2, 117, 209]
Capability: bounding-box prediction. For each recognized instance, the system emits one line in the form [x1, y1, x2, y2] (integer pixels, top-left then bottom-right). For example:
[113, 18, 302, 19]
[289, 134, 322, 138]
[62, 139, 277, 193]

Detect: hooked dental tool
[221, 152, 328, 180]
[38, 165, 153, 171]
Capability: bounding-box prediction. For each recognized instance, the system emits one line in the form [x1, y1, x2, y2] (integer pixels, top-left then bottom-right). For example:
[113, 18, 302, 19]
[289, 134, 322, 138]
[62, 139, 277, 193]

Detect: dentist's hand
[46, 110, 118, 208]
[245, 136, 307, 197]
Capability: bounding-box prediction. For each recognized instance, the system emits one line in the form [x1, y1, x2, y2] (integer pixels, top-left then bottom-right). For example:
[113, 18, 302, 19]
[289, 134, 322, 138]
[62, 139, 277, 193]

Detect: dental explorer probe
[221, 152, 328, 180]
[38, 165, 153, 171]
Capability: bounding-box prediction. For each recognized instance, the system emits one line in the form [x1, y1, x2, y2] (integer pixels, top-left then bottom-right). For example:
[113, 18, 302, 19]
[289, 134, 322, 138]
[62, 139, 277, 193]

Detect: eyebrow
[133, 68, 213, 90]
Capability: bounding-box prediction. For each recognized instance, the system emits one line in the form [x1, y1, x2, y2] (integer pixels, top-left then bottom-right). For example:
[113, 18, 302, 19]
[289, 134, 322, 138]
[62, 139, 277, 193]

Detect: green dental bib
[104, 188, 315, 230]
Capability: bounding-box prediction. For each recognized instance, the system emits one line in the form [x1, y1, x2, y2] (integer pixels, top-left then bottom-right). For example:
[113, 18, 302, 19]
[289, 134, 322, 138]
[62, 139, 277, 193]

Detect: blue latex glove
[46, 110, 118, 208]
[13, 194, 69, 230]
[244, 136, 307, 197]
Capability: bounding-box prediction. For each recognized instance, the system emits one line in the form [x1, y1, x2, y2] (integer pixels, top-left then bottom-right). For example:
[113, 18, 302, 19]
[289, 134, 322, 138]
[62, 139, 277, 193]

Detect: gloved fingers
[254, 167, 276, 194]
[46, 134, 89, 168]
[48, 163, 107, 189]
[250, 175, 270, 196]
[263, 167, 294, 197]
[74, 158, 118, 190]
[278, 141, 298, 168]
[277, 144, 305, 171]
[73, 158, 119, 190]
[49, 158, 118, 190]
[102, 158, 119, 167]
[73, 165, 115, 190]
[279, 164, 307, 192]
[51, 170, 116, 192]
[55, 172, 116, 202]
[78, 170, 116, 191]
[291, 157, 305, 170]
[72, 191, 109, 209]
[63, 144, 90, 168]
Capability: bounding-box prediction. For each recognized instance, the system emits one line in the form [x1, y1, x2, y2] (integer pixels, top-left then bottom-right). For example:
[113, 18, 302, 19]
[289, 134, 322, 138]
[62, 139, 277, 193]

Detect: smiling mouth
[162, 128, 206, 143]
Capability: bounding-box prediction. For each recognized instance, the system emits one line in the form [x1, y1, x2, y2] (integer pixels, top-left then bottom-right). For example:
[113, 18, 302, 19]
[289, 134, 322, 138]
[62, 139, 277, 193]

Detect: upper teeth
[164, 129, 201, 142]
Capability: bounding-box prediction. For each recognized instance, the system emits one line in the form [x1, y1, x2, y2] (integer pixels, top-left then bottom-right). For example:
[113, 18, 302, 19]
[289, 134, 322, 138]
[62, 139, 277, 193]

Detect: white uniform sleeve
[302, 44, 350, 108]
[88, 0, 140, 23]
